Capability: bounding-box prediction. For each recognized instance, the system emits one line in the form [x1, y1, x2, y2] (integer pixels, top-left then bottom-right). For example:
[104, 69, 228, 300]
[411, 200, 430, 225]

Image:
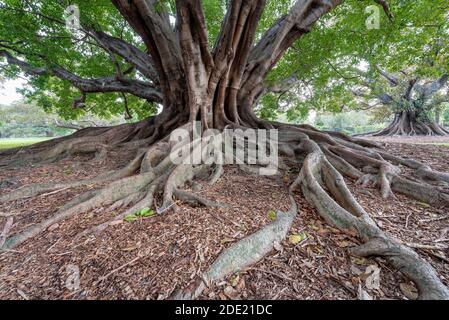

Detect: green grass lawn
[0, 137, 51, 150]
[416, 142, 449, 147]
[432, 143, 449, 147]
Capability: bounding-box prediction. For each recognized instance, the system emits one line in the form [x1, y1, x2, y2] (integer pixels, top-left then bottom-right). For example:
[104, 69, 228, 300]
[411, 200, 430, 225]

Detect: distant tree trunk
[2, 0, 449, 300]
[435, 109, 441, 125]
[375, 110, 449, 136]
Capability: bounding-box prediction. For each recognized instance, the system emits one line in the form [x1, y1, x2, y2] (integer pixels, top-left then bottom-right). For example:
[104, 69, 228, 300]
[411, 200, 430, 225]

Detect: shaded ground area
[0, 136, 448, 300]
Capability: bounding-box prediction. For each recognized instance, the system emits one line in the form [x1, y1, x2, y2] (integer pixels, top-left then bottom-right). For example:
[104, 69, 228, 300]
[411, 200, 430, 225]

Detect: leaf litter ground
[0, 137, 448, 300]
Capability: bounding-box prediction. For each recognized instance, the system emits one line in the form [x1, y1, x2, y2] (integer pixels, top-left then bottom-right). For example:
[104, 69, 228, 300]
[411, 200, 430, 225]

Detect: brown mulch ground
[0, 136, 448, 300]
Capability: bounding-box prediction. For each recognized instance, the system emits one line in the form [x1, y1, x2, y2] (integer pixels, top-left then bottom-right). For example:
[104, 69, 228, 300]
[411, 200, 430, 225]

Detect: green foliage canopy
[257, 0, 449, 121]
[0, 0, 447, 122]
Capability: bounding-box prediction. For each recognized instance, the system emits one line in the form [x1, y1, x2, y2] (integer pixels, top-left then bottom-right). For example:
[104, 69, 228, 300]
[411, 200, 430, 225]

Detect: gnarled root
[0, 133, 221, 250]
[317, 142, 449, 207]
[379, 151, 449, 185]
[158, 164, 210, 213]
[0, 136, 109, 168]
[295, 138, 449, 300]
[1, 172, 156, 250]
[172, 196, 297, 300]
[0, 117, 160, 168]
[76, 184, 158, 239]
[1, 122, 449, 300]
[209, 164, 224, 185]
[350, 238, 449, 300]
[356, 164, 399, 199]
[370, 112, 449, 137]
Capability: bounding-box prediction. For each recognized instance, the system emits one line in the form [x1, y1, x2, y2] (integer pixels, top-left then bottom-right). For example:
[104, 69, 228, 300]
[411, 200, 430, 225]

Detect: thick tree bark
[110, 0, 343, 131]
[363, 70, 449, 136]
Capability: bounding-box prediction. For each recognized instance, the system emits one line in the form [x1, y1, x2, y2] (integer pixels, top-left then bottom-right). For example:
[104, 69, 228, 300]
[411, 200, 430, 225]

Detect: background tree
[352, 69, 448, 136]
[1, 0, 449, 299]
[0, 102, 124, 138]
[258, 0, 448, 128]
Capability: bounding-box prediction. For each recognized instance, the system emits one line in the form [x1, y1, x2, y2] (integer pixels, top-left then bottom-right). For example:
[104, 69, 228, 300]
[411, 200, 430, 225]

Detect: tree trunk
[374, 111, 449, 136]
[435, 109, 441, 125]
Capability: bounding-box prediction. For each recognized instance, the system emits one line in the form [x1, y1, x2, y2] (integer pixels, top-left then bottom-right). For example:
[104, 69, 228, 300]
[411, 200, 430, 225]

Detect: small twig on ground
[405, 242, 448, 251]
[272, 287, 288, 300]
[0, 212, 17, 218]
[328, 275, 357, 297]
[64, 289, 83, 299]
[0, 217, 14, 248]
[46, 238, 61, 253]
[372, 215, 396, 219]
[98, 255, 143, 282]
[54, 252, 72, 256]
[424, 250, 449, 264]
[405, 213, 413, 228]
[247, 267, 297, 284]
[39, 187, 70, 198]
[0, 249, 22, 255]
[420, 214, 449, 223]
[154, 196, 176, 214]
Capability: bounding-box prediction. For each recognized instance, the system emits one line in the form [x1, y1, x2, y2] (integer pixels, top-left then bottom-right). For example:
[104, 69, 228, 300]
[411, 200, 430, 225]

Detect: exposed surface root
[76, 184, 157, 239]
[378, 151, 449, 184]
[159, 164, 209, 213]
[356, 163, 399, 199]
[172, 196, 297, 300]
[0, 217, 14, 248]
[0, 134, 214, 250]
[295, 138, 449, 299]
[0, 137, 108, 167]
[1, 172, 156, 250]
[0, 118, 160, 168]
[0, 152, 144, 202]
[209, 164, 224, 185]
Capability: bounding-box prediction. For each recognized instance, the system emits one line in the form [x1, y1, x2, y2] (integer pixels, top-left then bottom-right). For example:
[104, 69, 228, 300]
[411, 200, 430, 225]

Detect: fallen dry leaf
[399, 283, 418, 300]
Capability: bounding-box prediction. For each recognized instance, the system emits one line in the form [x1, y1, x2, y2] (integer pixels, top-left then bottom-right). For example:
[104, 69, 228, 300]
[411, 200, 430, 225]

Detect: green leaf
[124, 214, 138, 222]
[124, 208, 156, 222]
[267, 210, 277, 221]
[136, 207, 156, 217]
[134, 207, 156, 218]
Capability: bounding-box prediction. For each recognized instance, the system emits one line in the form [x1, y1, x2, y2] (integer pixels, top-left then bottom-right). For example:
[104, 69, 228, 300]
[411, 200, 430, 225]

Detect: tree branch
[419, 74, 448, 98]
[86, 28, 159, 82]
[266, 73, 300, 94]
[403, 78, 418, 101]
[376, 66, 399, 86]
[111, 0, 183, 80]
[0, 50, 163, 103]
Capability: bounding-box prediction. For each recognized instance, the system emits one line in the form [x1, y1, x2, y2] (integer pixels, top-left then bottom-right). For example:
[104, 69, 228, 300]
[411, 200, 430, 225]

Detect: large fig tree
[1, 0, 449, 299]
